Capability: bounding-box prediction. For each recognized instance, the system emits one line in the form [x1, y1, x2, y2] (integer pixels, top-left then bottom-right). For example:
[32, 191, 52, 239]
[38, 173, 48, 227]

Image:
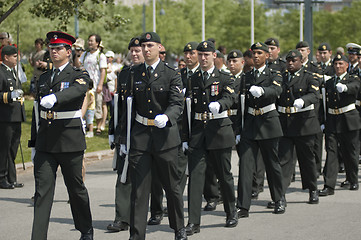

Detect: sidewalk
[2, 150, 361, 240]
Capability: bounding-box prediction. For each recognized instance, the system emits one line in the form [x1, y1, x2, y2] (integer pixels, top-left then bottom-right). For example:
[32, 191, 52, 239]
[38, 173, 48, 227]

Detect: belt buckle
[201, 113, 208, 120]
[227, 109, 231, 116]
[334, 109, 340, 114]
[286, 107, 291, 114]
[148, 119, 155, 126]
[254, 109, 261, 116]
[46, 111, 54, 120]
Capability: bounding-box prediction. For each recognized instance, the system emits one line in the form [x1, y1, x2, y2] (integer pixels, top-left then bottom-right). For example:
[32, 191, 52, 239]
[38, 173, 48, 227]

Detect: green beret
[265, 38, 279, 47]
[216, 51, 224, 58]
[251, 42, 269, 53]
[139, 32, 161, 44]
[286, 49, 302, 59]
[227, 49, 243, 60]
[197, 41, 215, 52]
[128, 37, 141, 50]
[1, 45, 17, 59]
[296, 41, 309, 49]
[183, 42, 198, 52]
[333, 54, 348, 63]
[318, 42, 331, 51]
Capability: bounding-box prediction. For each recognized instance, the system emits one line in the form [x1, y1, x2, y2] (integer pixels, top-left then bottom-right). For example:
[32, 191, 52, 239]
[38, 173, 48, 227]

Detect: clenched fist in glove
[11, 89, 24, 99]
[249, 86, 264, 98]
[293, 98, 304, 109]
[208, 101, 220, 115]
[154, 114, 169, 128]
[336, 83, 347, 93]
[40, 94, 57, 109]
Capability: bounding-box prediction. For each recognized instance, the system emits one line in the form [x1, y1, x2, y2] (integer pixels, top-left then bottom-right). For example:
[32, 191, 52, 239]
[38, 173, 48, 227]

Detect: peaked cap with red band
[46, 31, 76, 48]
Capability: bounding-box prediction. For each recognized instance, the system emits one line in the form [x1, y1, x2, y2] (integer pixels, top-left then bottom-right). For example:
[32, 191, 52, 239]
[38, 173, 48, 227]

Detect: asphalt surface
[1, 149, 361, 240]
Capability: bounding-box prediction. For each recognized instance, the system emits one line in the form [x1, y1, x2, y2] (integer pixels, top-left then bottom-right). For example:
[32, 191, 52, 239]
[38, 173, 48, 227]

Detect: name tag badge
[60, 82, 69, 91]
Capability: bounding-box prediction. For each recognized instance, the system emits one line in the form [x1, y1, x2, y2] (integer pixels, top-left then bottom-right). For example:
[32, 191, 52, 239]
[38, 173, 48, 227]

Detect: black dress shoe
[319, 186, 334, 196]
[107, 220, 128, 231]
[309, 190, 319, 204]
[339, 166, 345, 173]
[203, 201, 217, 211]
[225, 211, 238, 228]
[185, 223, 200, 236]
[237, 208, 249, 218]
[175, 227, 188, 240]
[251, 191, 258, 199]
[147, 214, 163, 225]
[0, 180, 14, 189]
[341, 180, 350, 187]
[11, 182, 24, 188]
[273, 200, 285, 214]
[80, 228, 93, 240]
[267, 201, 275, 209]
[350, 183, 359, 191]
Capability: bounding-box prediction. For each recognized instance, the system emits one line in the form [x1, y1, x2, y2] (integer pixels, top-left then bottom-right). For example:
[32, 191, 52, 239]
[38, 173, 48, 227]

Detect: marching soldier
[236, 42, 285, 217]
[277, 50, 320, 204]
[296, 41, 319, 73]
[29, 31, 93, 240]
[119, 32, 186, 240]
[0, 45, 25, 189]
[265, 37, 286, 73]
[317, 42, 335, 78]
[346, 43, 361, 75]
[319, 54, 361, 196]
[182, 40, 238, 236]
[107, 36, 144, 232]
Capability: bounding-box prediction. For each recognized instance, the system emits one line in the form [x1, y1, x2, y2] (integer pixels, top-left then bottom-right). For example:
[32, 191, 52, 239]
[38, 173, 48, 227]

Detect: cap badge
[187, 44, 191, 49]
[337, 54, 341, 59]
[146, 33, 151, 40]
[233, 52, 237, 57]
[135, 39, 139, 45]
[271, 40, 275, 45]
[322, 45, 326, 50]
[203, 42, 208, 48]
[54, 35, 58, 40]
[256, 42, 262, 47]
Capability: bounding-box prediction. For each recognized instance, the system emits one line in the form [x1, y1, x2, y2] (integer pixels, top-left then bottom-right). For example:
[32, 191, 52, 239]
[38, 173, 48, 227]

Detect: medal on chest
[60, 82, 70, 91]
[211, 84, 219, 96]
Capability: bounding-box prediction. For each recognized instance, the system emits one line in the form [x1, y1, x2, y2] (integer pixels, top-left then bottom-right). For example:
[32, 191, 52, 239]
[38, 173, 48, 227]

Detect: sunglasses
[160, 51, 166, 55]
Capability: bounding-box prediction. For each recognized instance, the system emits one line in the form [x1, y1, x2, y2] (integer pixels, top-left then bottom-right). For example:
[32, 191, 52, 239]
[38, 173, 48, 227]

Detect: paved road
[1, 150, 361, 240]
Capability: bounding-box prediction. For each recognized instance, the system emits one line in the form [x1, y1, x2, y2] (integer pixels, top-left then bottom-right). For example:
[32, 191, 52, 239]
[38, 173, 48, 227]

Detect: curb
[16, 149, 114, 171]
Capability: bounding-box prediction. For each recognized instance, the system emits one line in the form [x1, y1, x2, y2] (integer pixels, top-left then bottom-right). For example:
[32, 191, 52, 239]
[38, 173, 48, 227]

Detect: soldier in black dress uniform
[119, 32, 186, 240]
[265, 37, 286, 73]
[107, 36, 144, 232]
[319, 54, 361, 196]
[182, 41, 238, 236]
[29, 31, 93, 240]
[236, 42, 285, 217]
[0, 45, 25, 189]
[277, 50, 320, 204]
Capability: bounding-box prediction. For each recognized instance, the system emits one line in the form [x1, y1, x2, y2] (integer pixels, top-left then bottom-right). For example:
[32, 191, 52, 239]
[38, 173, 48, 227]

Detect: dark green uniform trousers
[129, 146, 184, 240]
[114, 172, 131, 224]
[188, 147, 235, 225]
[32, 151, 92, 240]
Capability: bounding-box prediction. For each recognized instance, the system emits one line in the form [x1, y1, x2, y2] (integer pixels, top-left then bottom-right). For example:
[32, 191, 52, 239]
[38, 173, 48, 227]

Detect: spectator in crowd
[29, 38, 46, 96]
[73, 38, 85, 68]
[178, 59, 186, 69]
[82, 81, 95, 138]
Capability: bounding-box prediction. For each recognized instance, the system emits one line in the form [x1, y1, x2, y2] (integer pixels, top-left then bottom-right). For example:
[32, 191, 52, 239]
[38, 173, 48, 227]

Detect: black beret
[139, 32, 161, 44]
[197, 41, 215, 52]
[296, 41, 309, 49]
[265, 38, 279, 47]
[183, 42, 198, 52]
[46, 31, 76, 47]
[286, 49, 302, 59]
[227, 49, 243, 60]
[2, 45, 17, 58]
[251, 42, 269, 53]
[216, 51, 224, 58]
[318, 42, 331, 51]
[128, 37, 141, 50]
[333, 54, 348, 63]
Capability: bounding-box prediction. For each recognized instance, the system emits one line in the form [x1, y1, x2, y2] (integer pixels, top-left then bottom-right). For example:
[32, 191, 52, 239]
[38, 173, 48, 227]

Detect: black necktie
[255, 69, 259, 79]
[52, 68, 60, 83]
[289, 73, 293, 82]
[147, 66, 152, 79]
[203, 71, 208, 82]
[335, 76, 340, 87]
[187, 70, 193, 79]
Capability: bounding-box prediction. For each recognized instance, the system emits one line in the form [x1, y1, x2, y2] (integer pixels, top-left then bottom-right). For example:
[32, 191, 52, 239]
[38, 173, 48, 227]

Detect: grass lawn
[15, 98, 109, 164]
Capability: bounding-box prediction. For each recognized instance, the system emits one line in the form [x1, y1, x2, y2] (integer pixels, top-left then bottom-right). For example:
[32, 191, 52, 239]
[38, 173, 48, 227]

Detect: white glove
[293, 98, 304, 109]
[154, 114, 169, 128]
[249, 86, 264, 98]
[108, 135, 114, 147]
[235, 135, 241, 144]
[120, 144, 127, 156]
[11, 89, 24, 99]
[182, 142, 189, 152]
[208, 101, 221, 115]
[40, 94, 57, 109]
[320, 124, 325, 132]
[31, 148, 36, 163]
[336, 83, 347, 93]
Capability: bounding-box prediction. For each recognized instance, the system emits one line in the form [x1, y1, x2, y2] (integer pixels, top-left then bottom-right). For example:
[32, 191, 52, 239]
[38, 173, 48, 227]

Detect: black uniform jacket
[317, 61, 335, 77]
[0, 64, 25, 122]
[303, 60, 319, 74]
[229, 72, 242, 135]
[239, 66, 283, 140]
[120, 61, 184, 152]
[324, 73, 361, 133]
[277, 68, 321, 137]
[268, 57, 286, 73]
[182, 68, 236, 150]
[29, 63, 89, 153]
